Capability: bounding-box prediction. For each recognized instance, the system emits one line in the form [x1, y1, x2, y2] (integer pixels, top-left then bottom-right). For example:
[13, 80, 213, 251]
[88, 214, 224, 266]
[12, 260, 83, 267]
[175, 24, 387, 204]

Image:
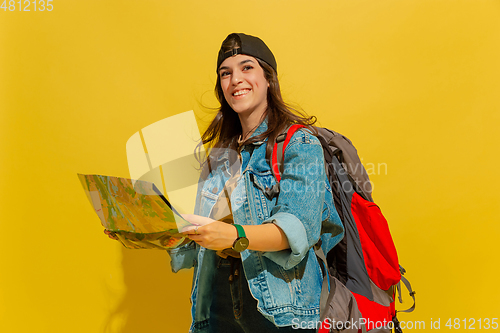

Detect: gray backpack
[267, 125, 415, 333]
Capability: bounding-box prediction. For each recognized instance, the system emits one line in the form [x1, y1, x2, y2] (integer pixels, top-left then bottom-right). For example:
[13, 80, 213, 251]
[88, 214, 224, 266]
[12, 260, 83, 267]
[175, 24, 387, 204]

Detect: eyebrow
[218, 59, 255, 72]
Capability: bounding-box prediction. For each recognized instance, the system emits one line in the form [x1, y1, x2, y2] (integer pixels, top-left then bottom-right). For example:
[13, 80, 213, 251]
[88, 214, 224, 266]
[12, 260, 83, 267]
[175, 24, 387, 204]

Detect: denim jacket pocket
[248, 171, 276, 220]
[199, 175, 225, 217]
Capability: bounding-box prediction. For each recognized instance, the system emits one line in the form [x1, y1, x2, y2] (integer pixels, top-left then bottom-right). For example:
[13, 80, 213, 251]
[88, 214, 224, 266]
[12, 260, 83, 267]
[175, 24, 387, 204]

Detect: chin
[232, 108, 254, 116]
[230, 105, 250, 114]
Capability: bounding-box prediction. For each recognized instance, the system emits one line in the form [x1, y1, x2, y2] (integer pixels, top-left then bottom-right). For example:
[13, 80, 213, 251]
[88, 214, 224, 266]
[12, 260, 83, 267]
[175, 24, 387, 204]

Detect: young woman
[167, 33, 344, 333]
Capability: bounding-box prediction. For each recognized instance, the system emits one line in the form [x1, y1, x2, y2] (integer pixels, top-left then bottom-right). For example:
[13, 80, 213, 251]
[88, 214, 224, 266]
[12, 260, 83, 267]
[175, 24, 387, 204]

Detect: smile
[233, 89, 250, 97]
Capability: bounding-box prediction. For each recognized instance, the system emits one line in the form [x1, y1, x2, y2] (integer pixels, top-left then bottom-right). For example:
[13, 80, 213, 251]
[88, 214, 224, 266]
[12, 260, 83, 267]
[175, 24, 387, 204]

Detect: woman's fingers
[180, 214, 217, 234]
[103, 229, 119, 240]
[181, 214, 215, 226]
[183, 221, 237, 250]
[182, 224, 201, 235]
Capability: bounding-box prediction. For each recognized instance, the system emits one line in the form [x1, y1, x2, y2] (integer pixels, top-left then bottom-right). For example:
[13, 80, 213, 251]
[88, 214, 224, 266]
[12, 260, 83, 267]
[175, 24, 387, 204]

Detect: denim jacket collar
[246, 118, 268, 145]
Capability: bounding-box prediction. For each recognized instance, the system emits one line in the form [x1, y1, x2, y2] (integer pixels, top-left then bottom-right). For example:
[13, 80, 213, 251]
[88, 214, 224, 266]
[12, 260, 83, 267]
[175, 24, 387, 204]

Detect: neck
[238, 107, 267, 141]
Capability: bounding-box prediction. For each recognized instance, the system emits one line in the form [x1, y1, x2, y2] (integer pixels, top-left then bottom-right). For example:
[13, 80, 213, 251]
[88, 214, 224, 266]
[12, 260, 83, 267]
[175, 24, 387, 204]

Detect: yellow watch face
[233, 237, 249, 252]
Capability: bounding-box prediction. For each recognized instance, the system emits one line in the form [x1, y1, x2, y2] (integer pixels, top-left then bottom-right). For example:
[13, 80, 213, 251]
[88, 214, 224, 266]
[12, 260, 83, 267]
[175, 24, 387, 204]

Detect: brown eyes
[220, 66, 253, 78]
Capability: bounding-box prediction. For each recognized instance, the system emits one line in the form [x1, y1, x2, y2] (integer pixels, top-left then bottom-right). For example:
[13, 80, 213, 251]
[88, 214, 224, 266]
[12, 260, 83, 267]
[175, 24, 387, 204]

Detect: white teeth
[233, 89, 250, 96]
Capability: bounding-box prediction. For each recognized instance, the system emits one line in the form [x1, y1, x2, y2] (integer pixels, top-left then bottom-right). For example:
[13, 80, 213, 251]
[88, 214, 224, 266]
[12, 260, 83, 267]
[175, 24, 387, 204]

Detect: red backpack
[266, 124, 415, 332]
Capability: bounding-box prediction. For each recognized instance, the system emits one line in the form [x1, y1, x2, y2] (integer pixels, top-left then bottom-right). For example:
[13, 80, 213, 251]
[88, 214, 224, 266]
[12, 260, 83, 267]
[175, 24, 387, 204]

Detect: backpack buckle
[276, 133, 287, 143]
[264, 183, 280, 200]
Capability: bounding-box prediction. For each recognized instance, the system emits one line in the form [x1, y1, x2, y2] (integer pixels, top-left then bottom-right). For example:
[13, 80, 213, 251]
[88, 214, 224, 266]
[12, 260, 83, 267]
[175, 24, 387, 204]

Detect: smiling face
[218, 54, 269, 120]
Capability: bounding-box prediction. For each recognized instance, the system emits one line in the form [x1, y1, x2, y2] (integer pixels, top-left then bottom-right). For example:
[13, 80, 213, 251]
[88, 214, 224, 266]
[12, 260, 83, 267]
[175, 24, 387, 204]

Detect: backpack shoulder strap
[317, 128, 374, 202]
[269, 124, 307, 182]
[396, 265, 416, 313]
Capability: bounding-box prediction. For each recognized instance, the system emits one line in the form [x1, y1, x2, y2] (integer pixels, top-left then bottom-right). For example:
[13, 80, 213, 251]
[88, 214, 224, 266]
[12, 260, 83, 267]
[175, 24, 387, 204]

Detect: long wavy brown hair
[199, 34, 317, 172]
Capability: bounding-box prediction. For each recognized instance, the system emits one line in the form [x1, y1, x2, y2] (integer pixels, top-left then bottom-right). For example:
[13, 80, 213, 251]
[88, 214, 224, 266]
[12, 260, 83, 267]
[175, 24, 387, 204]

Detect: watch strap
[232, 224, 249, 253]
[234, 224, 246, 238]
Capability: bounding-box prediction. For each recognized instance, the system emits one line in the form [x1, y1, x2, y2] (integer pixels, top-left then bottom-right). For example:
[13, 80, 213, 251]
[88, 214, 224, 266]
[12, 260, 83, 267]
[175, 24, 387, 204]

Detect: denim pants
[208, 257, 316, 333]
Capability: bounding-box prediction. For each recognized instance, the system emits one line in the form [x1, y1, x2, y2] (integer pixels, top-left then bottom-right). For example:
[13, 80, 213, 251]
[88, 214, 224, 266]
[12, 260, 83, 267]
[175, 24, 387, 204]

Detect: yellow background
[1, 1, 499, 332]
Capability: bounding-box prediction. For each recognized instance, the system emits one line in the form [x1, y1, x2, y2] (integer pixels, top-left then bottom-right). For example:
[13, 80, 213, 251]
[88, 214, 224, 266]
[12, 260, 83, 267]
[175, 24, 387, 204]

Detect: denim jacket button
[212, 187, 218, 194]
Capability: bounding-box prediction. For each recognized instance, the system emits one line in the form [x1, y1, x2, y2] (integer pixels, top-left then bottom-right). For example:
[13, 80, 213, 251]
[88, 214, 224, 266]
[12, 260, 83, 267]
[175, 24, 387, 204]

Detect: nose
[231, 70, 243, 86]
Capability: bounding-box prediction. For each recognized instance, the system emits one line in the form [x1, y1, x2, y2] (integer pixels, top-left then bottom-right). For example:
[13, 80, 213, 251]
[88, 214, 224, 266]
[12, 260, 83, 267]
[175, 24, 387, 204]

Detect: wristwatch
[232, 224, 249, 252]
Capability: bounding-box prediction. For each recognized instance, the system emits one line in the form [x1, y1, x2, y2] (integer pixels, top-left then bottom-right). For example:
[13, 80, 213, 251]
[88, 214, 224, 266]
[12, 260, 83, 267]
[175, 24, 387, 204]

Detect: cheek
[258, 81, 269, 96]
[256, 76, 269, 93]
[220, 80, 228, 92]
[220, 81, 231, 100]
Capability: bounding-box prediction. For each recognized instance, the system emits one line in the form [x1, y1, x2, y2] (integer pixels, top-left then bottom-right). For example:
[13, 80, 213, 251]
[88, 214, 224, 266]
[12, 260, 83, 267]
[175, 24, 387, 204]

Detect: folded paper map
[78, 174, 193, 249]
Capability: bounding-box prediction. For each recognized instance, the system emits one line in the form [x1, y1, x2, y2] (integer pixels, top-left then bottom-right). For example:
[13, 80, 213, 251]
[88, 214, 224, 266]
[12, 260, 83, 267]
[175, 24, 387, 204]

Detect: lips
[232, 89, 251, 97]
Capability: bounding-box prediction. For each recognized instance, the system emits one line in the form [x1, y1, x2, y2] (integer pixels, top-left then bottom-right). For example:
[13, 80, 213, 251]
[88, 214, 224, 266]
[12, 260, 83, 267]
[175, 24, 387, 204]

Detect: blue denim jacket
[168, 121, 344, 332]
